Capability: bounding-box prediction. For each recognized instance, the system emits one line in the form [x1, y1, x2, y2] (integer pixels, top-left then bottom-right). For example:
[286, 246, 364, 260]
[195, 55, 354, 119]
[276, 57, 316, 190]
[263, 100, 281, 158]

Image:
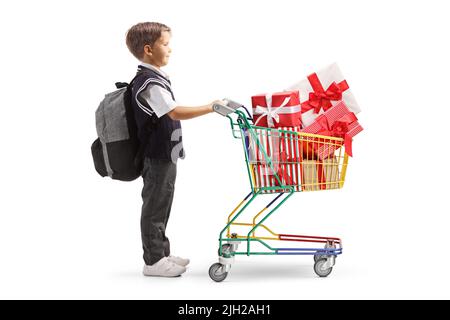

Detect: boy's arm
[167, 101, 224, 120]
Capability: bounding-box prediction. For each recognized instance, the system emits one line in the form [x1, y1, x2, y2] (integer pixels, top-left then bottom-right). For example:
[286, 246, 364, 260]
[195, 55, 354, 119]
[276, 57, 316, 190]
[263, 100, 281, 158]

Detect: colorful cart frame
[209, 103, 348, 282]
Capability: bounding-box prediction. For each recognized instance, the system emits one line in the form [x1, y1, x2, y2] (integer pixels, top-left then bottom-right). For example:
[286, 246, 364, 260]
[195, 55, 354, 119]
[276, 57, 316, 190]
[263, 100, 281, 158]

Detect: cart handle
[226, 110, 251, 139]
[212, 99, 253, 139]
[213, 98, 252, 120]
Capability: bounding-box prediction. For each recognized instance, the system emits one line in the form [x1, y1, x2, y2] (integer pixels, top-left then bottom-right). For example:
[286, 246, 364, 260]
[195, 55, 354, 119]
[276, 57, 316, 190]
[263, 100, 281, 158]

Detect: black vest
[131, 66, 184, 161]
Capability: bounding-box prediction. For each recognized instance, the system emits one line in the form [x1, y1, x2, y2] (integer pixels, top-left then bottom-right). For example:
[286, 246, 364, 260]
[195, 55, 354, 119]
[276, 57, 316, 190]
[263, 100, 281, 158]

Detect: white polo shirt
[138, 63, 177, 118]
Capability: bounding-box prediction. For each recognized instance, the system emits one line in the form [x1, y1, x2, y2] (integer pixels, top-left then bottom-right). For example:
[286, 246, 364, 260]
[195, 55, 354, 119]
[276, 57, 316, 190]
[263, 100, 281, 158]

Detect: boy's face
[143, 31, 172, 68]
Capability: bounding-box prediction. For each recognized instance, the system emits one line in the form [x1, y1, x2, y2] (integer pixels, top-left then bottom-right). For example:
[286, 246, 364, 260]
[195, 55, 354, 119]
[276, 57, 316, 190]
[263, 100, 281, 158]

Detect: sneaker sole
[143, 273, 183, 277]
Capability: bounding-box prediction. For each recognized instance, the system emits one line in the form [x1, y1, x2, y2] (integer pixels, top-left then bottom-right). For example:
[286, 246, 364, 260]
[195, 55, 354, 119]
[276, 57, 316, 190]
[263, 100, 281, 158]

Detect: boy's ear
[143, 44, 152, 56]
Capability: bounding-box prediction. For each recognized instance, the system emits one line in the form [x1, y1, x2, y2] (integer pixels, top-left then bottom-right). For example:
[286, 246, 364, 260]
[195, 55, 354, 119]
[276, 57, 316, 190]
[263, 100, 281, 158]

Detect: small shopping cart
[208, 100, 349, 282]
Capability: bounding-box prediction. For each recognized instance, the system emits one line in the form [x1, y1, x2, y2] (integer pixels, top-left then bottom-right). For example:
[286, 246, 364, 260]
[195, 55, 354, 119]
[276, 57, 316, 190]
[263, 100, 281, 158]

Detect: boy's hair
[126, 22, 171, 60]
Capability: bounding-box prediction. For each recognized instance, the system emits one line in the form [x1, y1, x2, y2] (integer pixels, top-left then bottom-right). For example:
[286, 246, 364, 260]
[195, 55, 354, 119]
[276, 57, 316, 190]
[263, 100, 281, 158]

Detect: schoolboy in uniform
[126, 22, 223, 277]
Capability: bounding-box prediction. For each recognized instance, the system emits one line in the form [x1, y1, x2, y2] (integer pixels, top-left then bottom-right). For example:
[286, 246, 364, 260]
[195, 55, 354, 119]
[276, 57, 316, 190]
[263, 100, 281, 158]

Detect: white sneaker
[167, 255, 190, 267]
[143, 257, 186, 277]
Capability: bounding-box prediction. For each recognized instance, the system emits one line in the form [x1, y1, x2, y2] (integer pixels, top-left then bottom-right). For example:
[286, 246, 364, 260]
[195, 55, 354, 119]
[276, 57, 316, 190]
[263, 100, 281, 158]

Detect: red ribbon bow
[304, 73, 349, 114]
[316, 112, 357, 157]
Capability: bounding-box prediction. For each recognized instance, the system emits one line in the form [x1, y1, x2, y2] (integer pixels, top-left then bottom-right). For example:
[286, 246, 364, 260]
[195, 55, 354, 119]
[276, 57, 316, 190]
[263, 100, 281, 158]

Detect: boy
[126, 22, 223, 277]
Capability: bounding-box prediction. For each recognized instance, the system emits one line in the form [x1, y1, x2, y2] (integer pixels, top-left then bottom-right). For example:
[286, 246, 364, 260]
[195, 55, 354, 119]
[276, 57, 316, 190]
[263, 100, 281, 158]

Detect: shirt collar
[139, 62, 170, 79]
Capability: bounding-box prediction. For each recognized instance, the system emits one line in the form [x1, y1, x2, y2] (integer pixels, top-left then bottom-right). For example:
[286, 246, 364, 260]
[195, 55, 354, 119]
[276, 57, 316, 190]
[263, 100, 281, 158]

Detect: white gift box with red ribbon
[285, 63, 361, 127]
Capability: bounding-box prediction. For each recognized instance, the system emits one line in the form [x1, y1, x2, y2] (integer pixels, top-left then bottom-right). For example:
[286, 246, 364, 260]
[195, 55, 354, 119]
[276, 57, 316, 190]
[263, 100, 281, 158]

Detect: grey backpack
[91, 76, 143, 181]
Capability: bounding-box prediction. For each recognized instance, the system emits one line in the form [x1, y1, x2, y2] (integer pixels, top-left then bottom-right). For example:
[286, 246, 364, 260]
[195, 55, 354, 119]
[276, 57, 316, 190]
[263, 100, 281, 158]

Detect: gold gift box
[301, 158, 340, 191]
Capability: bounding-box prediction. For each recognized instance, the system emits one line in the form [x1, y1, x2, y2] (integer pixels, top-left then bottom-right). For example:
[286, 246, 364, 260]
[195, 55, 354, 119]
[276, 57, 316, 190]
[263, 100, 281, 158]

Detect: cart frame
[209, 105, 348, 281]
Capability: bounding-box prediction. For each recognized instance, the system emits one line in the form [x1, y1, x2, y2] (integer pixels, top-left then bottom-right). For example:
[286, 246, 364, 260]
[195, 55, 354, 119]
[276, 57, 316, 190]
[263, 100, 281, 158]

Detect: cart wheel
[314, 258, 333, 277]
[218, 244, 232, 256]
[209, 263, 228, 282]
[313, 251, 327, 262]
[314, 243, 338, 262]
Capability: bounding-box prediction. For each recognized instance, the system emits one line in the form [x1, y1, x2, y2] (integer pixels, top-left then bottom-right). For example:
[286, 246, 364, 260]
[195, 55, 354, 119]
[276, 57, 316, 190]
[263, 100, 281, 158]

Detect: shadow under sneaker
[143, 257, 186, 277]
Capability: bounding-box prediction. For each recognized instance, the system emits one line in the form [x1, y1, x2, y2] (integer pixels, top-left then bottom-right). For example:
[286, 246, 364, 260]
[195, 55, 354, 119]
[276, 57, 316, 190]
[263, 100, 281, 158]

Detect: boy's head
[126, 22, 172, 68]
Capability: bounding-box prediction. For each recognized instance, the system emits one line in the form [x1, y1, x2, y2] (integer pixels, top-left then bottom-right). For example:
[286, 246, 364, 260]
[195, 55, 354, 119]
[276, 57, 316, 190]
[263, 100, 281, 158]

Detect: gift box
[286, 63, 361, 127]
[246, 125, 342, 192]
[300, 100, 363, 159]
[301, 160, 321, 191]
[301, 158, 340, 191]
[252, 91, 301, 128]
[246, 127, 284, 193]
[247, 126, 304, 192]
[321, 157, 340, 190]
[278, 126, 302, 191]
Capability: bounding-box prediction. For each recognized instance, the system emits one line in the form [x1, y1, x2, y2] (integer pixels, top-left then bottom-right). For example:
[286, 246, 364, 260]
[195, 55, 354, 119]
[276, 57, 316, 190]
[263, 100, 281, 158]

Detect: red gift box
[248, 126, 302, 192]
[251, 126, 337, 191]
[300, 100, 363, 158]
[278, 126, 302, 191]
[248, 125, 343, 192]
[277, 127, 330, 191]
[247, 127, 282, 193]
[252, 91, 301, 128]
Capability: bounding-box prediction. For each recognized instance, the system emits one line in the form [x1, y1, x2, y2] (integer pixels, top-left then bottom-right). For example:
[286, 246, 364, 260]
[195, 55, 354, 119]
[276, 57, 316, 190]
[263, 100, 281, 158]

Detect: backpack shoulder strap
[115, 71, 147, 90]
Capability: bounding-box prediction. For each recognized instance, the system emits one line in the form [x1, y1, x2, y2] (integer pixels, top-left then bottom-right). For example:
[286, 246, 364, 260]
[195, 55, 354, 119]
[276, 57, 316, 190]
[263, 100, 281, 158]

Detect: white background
[1, 0, 449, 299]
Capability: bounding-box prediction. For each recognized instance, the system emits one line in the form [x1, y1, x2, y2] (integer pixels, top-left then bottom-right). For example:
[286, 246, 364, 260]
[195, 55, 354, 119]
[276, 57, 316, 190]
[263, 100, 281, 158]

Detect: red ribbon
[315, 112, 357, 157]
[274, 151, 291, 187]
[316, 162, 326, 190]
[303, 73, 349, 114]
